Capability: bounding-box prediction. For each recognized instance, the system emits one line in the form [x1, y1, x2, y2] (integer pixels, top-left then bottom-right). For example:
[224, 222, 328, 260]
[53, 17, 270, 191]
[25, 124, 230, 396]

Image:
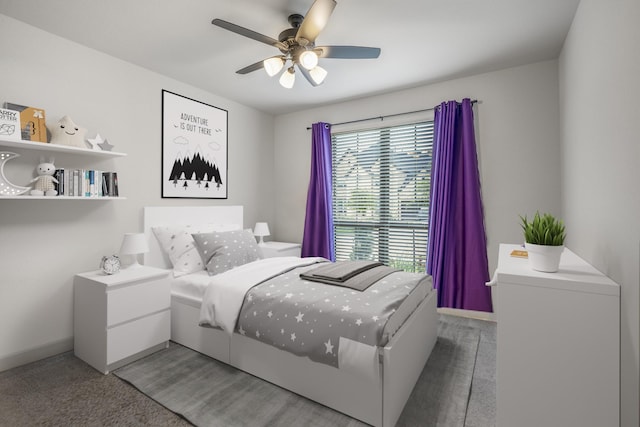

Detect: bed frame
[143, 206, 438, 427]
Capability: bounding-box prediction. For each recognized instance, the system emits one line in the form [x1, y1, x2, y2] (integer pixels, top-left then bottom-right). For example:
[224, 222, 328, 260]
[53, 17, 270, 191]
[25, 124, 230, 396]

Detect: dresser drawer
[107, 277, 170, 326]
[107, 309, 170, 365]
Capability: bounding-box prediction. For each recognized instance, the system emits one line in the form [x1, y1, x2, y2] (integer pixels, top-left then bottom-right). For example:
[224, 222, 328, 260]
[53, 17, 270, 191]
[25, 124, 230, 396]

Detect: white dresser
[74, 266, 171, 374]
[493, 244, 619, 427]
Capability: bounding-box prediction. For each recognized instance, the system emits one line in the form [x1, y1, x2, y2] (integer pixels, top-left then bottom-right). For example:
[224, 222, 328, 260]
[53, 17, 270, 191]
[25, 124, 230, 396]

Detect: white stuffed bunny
[30, 157, 58, 196]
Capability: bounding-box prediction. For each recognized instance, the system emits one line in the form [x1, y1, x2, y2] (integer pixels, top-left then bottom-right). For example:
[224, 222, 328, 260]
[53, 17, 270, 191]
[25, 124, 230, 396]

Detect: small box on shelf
[2, 103, 47, 143]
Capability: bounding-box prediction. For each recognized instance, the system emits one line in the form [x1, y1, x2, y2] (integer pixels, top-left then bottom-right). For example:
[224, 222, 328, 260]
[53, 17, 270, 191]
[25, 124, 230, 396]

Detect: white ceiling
[0, 0, 580, 115]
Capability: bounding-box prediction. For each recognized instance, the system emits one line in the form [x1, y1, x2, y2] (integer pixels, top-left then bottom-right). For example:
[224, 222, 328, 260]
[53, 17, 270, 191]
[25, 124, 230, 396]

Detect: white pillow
[152, 223, 241, 276]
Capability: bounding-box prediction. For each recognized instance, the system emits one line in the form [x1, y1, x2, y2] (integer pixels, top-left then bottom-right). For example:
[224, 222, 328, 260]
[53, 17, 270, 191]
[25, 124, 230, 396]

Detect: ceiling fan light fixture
[309, 65, 328, 85]
[299, 50, 319, 70]
[212, 0, 380, 88]
[279, 66, 296, 88]
[263, 57, 284, 77]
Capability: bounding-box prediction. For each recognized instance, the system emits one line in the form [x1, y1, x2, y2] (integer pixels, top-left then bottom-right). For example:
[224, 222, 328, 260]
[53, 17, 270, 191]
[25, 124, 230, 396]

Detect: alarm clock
[100, 255, 121, 275]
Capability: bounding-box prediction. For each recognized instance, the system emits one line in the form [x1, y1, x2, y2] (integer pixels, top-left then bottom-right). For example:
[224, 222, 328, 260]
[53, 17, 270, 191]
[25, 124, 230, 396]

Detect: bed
[143, 205, 438, 427]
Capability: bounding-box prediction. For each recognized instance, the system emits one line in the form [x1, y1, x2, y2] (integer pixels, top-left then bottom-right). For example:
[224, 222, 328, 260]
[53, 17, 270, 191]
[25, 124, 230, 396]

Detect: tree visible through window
[331, 121, 433, 273]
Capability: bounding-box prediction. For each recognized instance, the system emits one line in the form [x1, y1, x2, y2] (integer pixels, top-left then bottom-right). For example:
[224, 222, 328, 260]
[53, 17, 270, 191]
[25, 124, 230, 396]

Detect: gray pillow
[192, 229, 261, 276]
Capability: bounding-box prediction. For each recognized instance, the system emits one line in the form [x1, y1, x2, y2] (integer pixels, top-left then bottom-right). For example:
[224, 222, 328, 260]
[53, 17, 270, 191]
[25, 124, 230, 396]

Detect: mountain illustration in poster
[168, 148, 222, 191]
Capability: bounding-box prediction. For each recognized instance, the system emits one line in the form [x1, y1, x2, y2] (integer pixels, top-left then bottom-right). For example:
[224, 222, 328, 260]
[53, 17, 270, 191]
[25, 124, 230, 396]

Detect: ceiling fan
[211, 0, 381, 88]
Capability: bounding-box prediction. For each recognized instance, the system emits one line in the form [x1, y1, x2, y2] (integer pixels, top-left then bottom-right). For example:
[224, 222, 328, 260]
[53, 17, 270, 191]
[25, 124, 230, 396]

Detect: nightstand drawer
[107, 309, 170, 365]
[107, 277, 170, 326]
[260, 242, 301, 258]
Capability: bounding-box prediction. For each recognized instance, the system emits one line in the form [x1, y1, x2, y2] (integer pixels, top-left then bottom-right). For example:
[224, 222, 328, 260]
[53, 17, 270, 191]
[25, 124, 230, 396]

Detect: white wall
[559, 1, 640, 425]
[274, 60, 562, 275]
[0, 15, 275, 370]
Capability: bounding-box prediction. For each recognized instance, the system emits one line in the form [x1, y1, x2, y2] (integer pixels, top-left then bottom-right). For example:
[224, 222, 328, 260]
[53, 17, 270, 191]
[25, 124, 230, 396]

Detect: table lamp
[119, 233, 149, 268]
[253, 222, 270, 246]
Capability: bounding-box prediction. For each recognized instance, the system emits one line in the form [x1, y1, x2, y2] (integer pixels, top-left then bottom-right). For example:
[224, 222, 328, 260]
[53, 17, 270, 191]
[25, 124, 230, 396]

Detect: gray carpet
[114, 317, 481, 427]
[0, 351, 190, 426]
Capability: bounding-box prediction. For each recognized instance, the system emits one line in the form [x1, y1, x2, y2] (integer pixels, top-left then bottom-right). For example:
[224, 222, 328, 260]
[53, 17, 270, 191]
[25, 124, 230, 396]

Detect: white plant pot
[525, 243, 564, 273]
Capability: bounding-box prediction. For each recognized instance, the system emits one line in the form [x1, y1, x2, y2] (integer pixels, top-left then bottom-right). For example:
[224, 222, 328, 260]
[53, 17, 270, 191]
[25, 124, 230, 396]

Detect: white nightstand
[73, 265, 171, 374]
[260, 241, 302, 258]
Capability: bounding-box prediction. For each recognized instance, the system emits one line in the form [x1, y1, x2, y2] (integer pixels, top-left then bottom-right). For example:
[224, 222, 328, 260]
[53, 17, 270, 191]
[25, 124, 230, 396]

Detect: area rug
[114, 316, 480, 427]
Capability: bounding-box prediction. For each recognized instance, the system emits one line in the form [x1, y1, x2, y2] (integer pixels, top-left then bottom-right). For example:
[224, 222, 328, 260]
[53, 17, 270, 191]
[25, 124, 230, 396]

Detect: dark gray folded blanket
[300, 261, 397, 291]
[305, 260, 383, 281]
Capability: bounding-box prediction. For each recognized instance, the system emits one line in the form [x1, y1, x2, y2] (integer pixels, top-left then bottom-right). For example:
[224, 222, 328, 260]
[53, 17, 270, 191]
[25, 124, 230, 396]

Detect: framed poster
[161, 90, 228, 198]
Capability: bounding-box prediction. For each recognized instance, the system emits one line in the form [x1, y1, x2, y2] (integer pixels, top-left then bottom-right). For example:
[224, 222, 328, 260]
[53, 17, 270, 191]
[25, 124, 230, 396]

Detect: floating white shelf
[0, 196, 126, 200]
[0, 137, 125, 200]
[0, 138, 126, 157]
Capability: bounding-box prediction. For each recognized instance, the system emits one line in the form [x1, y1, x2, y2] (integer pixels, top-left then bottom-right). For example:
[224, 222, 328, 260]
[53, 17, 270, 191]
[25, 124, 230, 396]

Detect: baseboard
[0, 338, 73, 373]
[437, 307, 496, 322]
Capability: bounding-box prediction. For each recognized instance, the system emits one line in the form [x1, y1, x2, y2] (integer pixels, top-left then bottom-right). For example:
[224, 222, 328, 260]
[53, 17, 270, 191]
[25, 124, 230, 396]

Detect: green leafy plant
[519, 211, 566, 246]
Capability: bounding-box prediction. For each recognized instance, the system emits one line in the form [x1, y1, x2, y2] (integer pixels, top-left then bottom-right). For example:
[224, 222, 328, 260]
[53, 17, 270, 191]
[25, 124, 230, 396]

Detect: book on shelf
[0, 108, 21, 141]
[50, 168, 118, 197]
[73, 170, 79, 197]
[54, 169, 64, 195]
[102, 172, 119, 197]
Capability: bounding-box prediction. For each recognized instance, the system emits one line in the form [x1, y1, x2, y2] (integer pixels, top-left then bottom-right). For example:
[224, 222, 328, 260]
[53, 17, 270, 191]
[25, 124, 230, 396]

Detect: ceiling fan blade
[295, 0, 336, 45]
[316, 46, 381, 59]
[298, 66, 322, 87]
[236, 59, 267, 75]
[212, 19, 287, 50]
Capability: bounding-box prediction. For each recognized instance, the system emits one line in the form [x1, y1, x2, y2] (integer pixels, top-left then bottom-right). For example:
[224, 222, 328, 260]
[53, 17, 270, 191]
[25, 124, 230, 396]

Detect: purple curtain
[301, 122, 335, 261]
[427, 99, 493, 312]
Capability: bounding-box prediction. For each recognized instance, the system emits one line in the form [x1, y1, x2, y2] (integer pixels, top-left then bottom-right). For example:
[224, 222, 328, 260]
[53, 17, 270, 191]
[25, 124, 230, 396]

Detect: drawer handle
[485, 270, 498, 287]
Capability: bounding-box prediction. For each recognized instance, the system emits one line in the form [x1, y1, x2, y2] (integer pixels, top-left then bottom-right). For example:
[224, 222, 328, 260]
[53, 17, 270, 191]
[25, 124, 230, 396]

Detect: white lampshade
[253, 222, 270, 246]
[119, 233, 149, 268]
[264, 57, 284, 77]
[299, 50, 319, 70]
[279, 67, 296, 89]
[309, 66, 328, 85]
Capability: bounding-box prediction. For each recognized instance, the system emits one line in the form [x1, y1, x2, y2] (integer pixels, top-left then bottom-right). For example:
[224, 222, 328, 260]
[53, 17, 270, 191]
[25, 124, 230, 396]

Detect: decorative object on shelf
[520, 211, 566, 272]
[97, 138, 114, 151]
[0, 151, 30, 196]
[29, 157, 58, 196]
[100, 255, 121, 275]
[2, 103, 47, 142]
[119, 233, 150, 268]
[0, 108, 21, 141]
[161, 90, 227, 199]
[253, 222, 270, 246]
[86, 133, 106, 151]
[49, 115, 87, 148]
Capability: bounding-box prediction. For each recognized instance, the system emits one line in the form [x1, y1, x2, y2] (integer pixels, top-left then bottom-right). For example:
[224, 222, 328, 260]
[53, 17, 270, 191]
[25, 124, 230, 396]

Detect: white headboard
[143, 205, 244, 269]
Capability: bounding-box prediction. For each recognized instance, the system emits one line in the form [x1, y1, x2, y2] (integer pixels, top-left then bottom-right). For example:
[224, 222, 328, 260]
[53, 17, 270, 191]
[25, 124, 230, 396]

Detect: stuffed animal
[30, 158, 58, 196]
[49, 115, 87, 148]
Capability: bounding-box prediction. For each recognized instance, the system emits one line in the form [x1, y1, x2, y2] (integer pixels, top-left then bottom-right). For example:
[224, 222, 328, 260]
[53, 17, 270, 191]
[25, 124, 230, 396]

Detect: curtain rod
[306, 99, 478, 130]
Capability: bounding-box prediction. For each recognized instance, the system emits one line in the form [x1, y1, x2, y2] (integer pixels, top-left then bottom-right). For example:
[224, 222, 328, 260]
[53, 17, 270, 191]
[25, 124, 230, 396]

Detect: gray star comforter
[199, 257, 432, 368]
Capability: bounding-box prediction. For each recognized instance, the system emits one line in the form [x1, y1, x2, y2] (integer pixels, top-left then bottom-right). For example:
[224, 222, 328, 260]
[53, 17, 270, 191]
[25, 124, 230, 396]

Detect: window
[331, 121, 434, 273]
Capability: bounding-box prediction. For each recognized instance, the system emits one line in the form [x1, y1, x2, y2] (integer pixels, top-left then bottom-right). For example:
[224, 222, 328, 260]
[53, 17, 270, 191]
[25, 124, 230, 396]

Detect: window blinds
[331, 121, 434, 273]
